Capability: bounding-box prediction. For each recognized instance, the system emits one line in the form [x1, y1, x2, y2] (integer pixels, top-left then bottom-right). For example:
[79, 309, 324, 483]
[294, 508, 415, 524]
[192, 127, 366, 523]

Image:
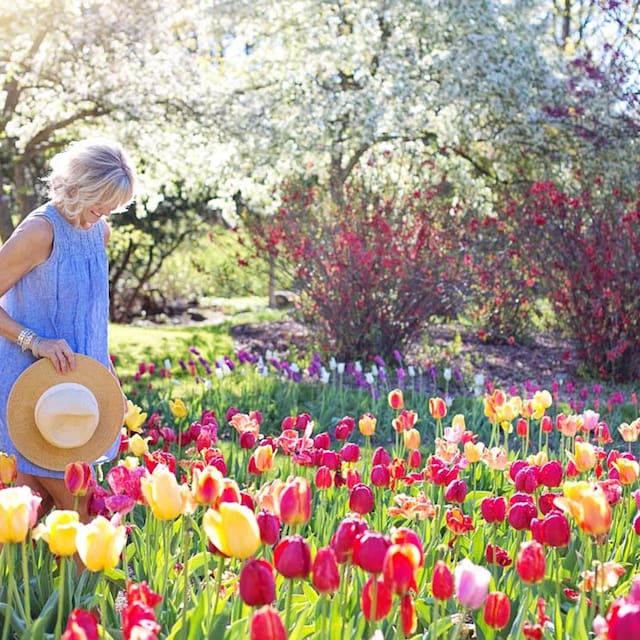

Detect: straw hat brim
[7, 355, 124, 471]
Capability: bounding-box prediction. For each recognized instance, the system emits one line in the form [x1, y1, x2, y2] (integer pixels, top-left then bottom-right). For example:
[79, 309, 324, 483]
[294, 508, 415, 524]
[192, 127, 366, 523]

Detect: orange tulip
[429, 397, 447, 420]
[191, 465, 224, 506]
[0, 453, 17, 486]
[359, 413, 377, 437]
[254, 444, 275, 472]
[403, 428, 421, 451]
[554, 481, 612, 536]
[388, 389, 404, 410]
[612, 458, 640, 485]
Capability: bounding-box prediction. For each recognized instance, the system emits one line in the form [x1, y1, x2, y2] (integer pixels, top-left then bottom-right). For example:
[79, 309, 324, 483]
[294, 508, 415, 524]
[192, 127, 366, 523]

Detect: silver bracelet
[17, 328, 37, 352]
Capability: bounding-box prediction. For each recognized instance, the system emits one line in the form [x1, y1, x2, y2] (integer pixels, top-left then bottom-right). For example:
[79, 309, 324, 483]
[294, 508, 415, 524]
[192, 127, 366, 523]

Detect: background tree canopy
[1, 0, 639, 376]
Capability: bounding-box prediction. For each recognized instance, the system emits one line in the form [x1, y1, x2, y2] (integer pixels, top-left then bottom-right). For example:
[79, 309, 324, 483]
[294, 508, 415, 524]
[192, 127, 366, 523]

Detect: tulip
[34, 510, 79, 557]
[0, 485, 42, 543]
[359, 413, 377, 436]
[370, 464, 390, 487]
[361, 575, 393, 621]
[454, 558, 491, 610]
[330, 516, 368, 563]
[250, 605, 287, 640]
[257, 509, 281, 546]
[481, 496, 507, 523]
[254, 444, 275, 472]
[140, 464, 190, 520]
[444, 479, 468, 504]
[340, 442, 360, 463]
[408, 449, 422, 469]
[353, 531, 391, 574]
[349, 483, 374, 515]
[403, 428, 421, 450]
[613, 458, 640, 485]
[485, 544, 512, 567]
[75, 516, 126, 572]
[274, 534, 312, 578]
[388, 388, 404, 410]
[516, 540, 546, 584]
[401, 593, 417, 635]
[508, 494, 538, 531]
[484, 591, 512, 629]
[169, 398, 188, 418]
[191, 465, 224, 506]
[0, 453, 17, 486]
[312, 546, 340, 594]
[554, 481, 612, 536]
[431, 560, 454, 600]
[128, 433, 149, 456]
[382, 543, 420, 595]
[429, 397, 447, 419]
[240, 430, 257, 449]
[239, 558, 276, 606]
[570, 441, 597, 473]
[64, 462, 92, 497]
[514, 466, 540, 494]
[314, 465, 333, 490]
[531, 511, 570, 548]
[279, 477, 311, 526]
[61, 608, 99, 640]
[203, 503, 261, 559]
[124, 400, 147, 433]
[539, 460, 563, 487]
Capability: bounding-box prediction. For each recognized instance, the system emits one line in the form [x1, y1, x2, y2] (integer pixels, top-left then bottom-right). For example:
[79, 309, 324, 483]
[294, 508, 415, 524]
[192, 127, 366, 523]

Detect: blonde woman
[0, 138, 136, 518]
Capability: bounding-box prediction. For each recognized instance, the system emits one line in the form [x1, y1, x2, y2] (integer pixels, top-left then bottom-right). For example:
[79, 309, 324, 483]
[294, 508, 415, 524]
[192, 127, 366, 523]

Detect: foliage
[511, 178, 640, 381]
[259, 166, 465, 362]
[108, 183, 218, 322]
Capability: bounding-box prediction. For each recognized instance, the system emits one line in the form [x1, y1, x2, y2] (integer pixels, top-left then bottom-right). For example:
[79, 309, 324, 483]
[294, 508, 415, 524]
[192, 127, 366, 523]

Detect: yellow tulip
[0, 486, 41, 543]
[0, 453, 17, 485]
[75, 516, 126, 572]
[128, 434, 149, 457]
[463, 441, 485, 463]
[254, 444, 275, 472]
[141, 464, 190, 520]
[612, 458, 640, 485]
[203, 502, 261, 559]
[403, 428, 421, 451]
[358, 413, 377, 437]
[569, 441, 597, 473]
[169, 398, 188, 419]
[34, 510, 79, 557]
[554, 481, 612, 536]
[124, 400, 147, 433]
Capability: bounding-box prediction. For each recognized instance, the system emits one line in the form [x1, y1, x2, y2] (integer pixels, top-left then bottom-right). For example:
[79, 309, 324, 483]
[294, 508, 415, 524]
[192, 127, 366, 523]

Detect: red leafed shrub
[259, 181, 463, 362]
[515, 179, 640, 381]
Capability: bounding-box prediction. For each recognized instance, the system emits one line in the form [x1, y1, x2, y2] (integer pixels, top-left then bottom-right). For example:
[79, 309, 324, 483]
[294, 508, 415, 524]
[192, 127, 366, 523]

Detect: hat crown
[34, 382, 99, 449]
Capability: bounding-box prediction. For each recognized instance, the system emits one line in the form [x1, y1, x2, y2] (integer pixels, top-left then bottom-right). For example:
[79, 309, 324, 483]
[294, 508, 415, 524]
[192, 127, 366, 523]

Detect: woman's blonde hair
[45, 138, 136, 222]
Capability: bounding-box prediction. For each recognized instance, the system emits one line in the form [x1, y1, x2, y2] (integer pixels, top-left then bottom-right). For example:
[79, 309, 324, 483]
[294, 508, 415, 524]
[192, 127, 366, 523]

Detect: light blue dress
[0, 202, 120, 478]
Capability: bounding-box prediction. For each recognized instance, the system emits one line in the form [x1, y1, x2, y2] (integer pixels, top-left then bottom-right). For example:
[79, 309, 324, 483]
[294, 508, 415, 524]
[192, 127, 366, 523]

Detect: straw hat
[7, 355, 125, 471]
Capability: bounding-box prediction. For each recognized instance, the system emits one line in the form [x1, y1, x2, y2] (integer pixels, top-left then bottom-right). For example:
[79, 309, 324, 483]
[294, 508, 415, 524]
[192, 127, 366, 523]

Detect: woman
[0, 137, 136, 519]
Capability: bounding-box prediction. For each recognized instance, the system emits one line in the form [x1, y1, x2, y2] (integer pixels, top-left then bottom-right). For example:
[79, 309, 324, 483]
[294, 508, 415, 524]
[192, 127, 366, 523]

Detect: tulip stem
[20, 540, 31, 626]
[1, 545, 12, 640]
[284, 578, 294, 631]
[55, 556, 67, 640]
[211, 555, 225, 617]
[180, 518, 191, 638]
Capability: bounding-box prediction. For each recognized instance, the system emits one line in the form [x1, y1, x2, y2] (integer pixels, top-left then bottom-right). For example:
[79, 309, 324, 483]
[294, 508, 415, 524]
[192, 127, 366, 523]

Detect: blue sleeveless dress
[0, 202, 120, 478]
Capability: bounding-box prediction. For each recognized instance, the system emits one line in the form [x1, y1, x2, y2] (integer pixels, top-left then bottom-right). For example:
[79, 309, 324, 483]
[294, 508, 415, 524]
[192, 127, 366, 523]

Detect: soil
[227, 318, 581, 389]
[167, 304, 581, 389]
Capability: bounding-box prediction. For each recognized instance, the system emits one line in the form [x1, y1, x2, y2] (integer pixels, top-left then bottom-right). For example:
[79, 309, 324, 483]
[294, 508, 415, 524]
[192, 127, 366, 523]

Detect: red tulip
[429, 397, 447, 419]
[334, 416, 355, 440]
[485, 544, 512, 567]
[340, 443, 360, 463]
[274, 535, 311, 579]
[516, 540, 546, 584]
[539, 460, 563, 487]
[480, 496, 507, 523]
[400, 594, 417, 635]
[250, 606, 287, 640]
[390, 527, 424, 567]
[239, 558, 276, 606]
[349, 483, 374, 515]
[279, 477, 311, 526]
[64, 462, 92, 497]
[320, 450, 341, 470]
[61, 608, 99, 640]
[514, 466, 540, 494]
[508, 494, 538, 530]
[407, 449, 422, 469]
[382, 544, 419, 595]
[370, 464, 390, 487]
[314, 466, 333, 490]
[388, 388, 404, 410]
[345, 468, 361, 489]
[353, 531, 391, 574]
[330, 516, 368, 564]
[256, 510, 281, 546]
[311, 546, 340, 594]
[531, 511, 570, 548]
[313, 432, 331, 450]
[431, 560, 454, 601]
[361, 575, 393, 621]
[483, 591, 511, 629]
[372, 446, 391, 466]
[444, 479, 468, 504]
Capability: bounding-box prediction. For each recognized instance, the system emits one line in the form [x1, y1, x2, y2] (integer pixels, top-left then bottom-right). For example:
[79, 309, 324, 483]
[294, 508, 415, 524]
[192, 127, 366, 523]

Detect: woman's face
[78, 203, 113, 229]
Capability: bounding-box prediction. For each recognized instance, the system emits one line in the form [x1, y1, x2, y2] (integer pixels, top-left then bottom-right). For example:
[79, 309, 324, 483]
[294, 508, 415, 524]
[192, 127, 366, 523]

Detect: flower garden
[1, 345, 639, 640]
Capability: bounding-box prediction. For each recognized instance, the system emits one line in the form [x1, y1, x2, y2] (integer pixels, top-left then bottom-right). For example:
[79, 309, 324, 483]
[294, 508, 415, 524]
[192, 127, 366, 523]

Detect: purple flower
[454, 559, 491, 610]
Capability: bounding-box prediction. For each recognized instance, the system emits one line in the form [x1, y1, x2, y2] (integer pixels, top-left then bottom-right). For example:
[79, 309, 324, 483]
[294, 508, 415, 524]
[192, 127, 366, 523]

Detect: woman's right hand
[35, 337, 76, 374]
